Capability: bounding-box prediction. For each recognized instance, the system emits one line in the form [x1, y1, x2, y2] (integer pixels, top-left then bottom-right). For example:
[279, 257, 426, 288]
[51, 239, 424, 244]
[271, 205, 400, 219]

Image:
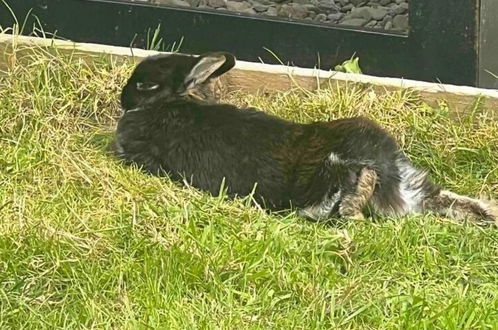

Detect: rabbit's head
[120, 52, 236, 111]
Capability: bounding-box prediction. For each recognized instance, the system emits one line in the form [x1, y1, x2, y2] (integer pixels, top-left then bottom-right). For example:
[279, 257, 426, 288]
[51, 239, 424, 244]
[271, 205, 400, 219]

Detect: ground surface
[1, 46, 498, 328]
[149, 0, 409, 31]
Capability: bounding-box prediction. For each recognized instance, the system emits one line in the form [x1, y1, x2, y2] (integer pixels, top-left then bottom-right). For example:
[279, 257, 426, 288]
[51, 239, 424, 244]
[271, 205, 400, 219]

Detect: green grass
[1, 43, 498, 329]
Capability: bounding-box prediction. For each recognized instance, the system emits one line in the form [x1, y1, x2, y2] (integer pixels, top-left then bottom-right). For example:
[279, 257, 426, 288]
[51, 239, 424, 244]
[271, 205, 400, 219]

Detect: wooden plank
[1, 33, 497, 116]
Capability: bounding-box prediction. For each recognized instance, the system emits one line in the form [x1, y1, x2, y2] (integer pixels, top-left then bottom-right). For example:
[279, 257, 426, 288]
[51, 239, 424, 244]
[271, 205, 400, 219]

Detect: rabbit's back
[116, 101, 305, 209]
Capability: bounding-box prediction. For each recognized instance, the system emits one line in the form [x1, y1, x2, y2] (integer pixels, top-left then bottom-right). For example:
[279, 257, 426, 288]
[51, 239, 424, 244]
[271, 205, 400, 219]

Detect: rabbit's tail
[373, 156, 498, 224]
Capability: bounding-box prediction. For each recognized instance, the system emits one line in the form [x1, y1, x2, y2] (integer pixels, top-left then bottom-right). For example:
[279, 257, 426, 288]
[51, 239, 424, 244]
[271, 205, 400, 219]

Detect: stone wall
[134, 0, 409, 32]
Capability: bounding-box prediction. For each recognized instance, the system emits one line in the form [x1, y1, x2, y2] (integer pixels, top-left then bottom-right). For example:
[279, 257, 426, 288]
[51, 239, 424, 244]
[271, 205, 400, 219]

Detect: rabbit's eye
[136, 82, 160, 91]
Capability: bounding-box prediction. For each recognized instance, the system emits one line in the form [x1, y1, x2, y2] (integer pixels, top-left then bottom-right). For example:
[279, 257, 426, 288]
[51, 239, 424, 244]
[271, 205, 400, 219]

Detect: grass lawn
[1, 43, 498, 329]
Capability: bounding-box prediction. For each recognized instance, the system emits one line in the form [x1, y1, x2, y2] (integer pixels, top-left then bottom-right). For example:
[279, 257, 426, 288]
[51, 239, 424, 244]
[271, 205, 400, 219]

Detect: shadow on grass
[88, 131, 118, 155]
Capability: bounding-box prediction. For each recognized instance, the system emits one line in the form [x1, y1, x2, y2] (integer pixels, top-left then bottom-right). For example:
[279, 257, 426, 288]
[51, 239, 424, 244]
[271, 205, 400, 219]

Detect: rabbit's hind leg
[422, 190, 498, 225]
[339, 167, 377, 220]
[297, 155, 377, 222]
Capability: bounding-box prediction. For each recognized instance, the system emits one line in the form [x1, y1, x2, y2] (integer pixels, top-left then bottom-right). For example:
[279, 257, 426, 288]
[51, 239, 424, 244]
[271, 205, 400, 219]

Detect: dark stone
[340, 3, 354, 11]
[307, 10, 317, 18]
[156, 0, 190, 5]
[392, 13, 408, 30]
[226, 0, 251, 11]
[350, 0, 366, 6]
[317, 0, 339, 11]
[278, 4, 309, 19]
[327, 12, 344, 21]
[265, 6, 278, 15]
[242, 7, 257, 13]
[341, 17, 368, 26]
[365, 19, 377, 27]
[398, 2, 409, 12]
[369, 7, 388, 20]
[390, 3, 407, 15]
[208, 0, 225, 8]
[302, 4, 321, 13]
[250, 0, 272, 4]
[253, 3, 270, 11]
[349, 7, 373, 20]
[380, 14, 392, 24]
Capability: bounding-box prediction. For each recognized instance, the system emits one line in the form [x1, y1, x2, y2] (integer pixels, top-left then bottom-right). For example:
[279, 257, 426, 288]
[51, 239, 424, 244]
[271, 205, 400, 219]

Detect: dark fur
[113, 52, 498, 224]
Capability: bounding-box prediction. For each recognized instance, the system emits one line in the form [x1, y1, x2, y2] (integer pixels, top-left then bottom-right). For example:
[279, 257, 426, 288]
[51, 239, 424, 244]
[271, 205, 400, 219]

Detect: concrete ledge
[1, 33, 497, 115]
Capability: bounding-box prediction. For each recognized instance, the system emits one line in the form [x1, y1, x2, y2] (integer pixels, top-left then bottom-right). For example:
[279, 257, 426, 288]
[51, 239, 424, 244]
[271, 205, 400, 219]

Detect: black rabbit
[113, 52, 498, 224]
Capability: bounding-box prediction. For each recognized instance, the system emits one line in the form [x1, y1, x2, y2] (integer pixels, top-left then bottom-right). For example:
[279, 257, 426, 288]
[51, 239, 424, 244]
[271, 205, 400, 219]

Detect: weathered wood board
[1, 33, 497, 116]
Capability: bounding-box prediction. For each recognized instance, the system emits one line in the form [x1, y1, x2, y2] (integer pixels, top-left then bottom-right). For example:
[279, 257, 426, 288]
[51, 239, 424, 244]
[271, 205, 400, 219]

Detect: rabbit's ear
[208, 52, 236, 78]
[184, 53, 235, 90]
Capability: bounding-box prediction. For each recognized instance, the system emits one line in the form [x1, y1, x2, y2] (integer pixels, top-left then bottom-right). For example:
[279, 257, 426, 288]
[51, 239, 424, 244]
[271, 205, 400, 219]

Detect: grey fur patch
[328, 152, 344, 165]
[395, 158, 430, 214]
[124, 107, 143, 113]
[298, 190, 342, 221]
[114, 139, 125, 154]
